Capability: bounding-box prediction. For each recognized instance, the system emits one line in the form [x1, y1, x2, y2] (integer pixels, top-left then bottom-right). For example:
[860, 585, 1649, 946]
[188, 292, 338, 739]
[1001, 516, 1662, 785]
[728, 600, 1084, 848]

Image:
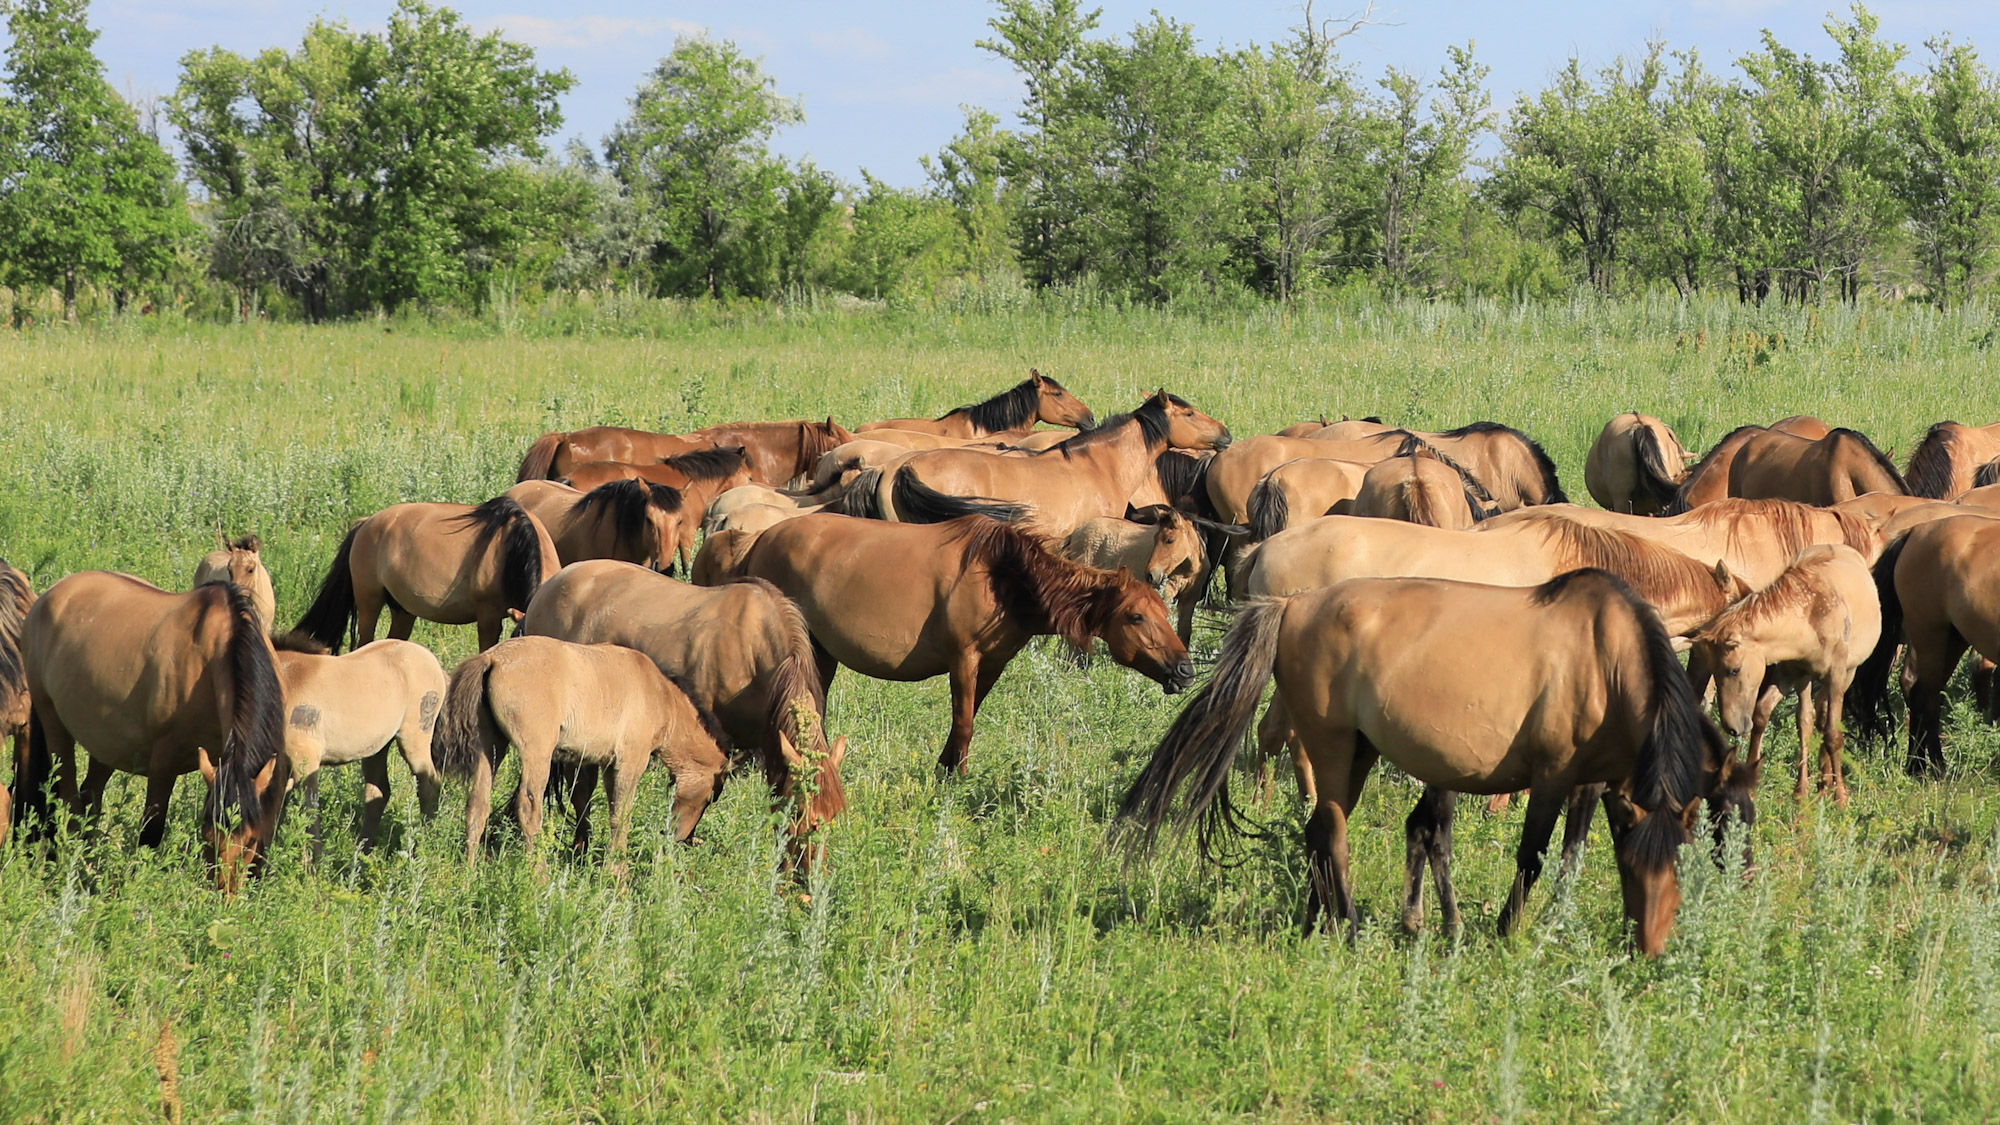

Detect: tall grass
[3, 296, 2000, 1120]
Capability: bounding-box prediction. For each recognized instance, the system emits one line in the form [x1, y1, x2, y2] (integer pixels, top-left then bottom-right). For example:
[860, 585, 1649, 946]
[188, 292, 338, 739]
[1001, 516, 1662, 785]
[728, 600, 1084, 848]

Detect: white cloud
[809, 27, 894, 60]
[832, 67, 1022, 107]
[485, 15, 702, 50]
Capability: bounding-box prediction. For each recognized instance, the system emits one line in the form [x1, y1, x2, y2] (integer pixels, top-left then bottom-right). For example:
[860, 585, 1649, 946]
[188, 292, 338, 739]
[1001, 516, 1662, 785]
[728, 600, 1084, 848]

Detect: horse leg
[1557, 783, 1605, 875]
[1427, 788, 1461, 938]
[399, 703, 443, 821]
[938, 652, 982, 774]
[1905, 632, 1965, 776]
[1976, 657, 2000, 723]
[1254, 697, 1311, 804]
[1817, 674, 1850, 807]
[602, 760, 643, 865]
[568, 764, 600, 856]
[358, 749, 390, 853]
[1400, 785, 1458, 937]
[386, 608, 417, 643]
[1744, 681, 1780, 774]
[811, 639, 839, 695]
[1485, 792, 1515, 815]
[1301, 731, 1373, 942]
[1794, 683, 1815, 800]
[475, 611, 503, 653]
[464, 753, 494, 865]
[354, 588, 386, 648]
[77, 758, 114, 842]
[1174, 589, 1197, 645]
[1497, 783, 1567, 938]
[299, 769, 322, 865]
[513, 745, 553, 860]
[137, 742, 181, 848]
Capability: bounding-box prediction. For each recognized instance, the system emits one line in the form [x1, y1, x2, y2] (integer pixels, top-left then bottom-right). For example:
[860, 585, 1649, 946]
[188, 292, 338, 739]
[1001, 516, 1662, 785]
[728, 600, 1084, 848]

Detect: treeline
[3, 0, 2000, 321]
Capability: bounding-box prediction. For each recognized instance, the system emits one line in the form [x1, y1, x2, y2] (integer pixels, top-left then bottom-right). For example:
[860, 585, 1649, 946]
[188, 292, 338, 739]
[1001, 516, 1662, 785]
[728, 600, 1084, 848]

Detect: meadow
[6, 293, 2000, 1122]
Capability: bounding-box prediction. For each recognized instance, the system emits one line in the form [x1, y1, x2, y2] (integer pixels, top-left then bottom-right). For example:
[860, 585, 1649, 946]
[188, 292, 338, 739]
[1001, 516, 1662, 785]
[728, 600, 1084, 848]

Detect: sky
[85, 0, 2000, 187]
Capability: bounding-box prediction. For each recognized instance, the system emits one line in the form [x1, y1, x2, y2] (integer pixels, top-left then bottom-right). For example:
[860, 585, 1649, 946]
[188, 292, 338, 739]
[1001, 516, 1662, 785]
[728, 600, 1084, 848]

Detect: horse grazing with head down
[504, 478, 684, 571]
[1116, 569, 1750, 955]
[1903, 421, 2000, 500]
[857, 370, 1097, 439]
[726, 513, 1191, 773]
[518, 419, 852, 488]
[1671, 417, 1833, 511]
[1585, 412, 1695, 515]
[0, 559, 32, 838]
[1728, 427, 1907, 506]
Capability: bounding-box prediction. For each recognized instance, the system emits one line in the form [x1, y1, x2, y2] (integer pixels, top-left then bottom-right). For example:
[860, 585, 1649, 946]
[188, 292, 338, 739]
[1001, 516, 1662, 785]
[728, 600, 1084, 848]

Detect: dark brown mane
[0, 560, 31, 708]
[795, 420, 853, 477]
[945, 516, 1150, 647]
[1829, 428, 1908, 494]
[1670, 424, 1767, 514]
[1905, 421, 1963, 500]
[575, 478, 677, 560]
[659, 445, 750, 481]
[1049, 395, 1184, 459]
[941, 374, 1052, 433]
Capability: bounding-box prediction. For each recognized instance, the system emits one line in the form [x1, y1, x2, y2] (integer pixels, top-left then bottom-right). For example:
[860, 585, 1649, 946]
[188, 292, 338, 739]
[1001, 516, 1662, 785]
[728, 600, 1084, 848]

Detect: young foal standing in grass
[193, 534, 276, 633]
[436, 636, 732, 866]
[1689, 545, 1879, 805]
[1117, 570, 1749, 955]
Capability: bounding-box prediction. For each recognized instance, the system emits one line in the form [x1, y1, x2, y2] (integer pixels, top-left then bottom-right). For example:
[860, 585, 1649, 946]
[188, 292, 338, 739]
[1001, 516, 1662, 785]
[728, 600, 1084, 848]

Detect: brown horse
[1481, 498, 1879, 587]
[857, 370, 1096, 437]
[519, 562, 846, 848]
[0, 559, 32, 838]
[194, 534, 276, 633]
[860, 391, 1232, 538]
[295, 497, 560, 653]
[1852, 514, 2000, 775]
[1904, 421, 2000, 499]
[1244, 458, 1374, 541]
[1672, 416, 1834, 511]
[21, 574, 288, 890]
[1063, 511, 1205, 603]
[504, 479, 682, 571]
[436, 636, 733, 865]
[519, 419, 852, 487]
[1690, 545, 1879, 805]
[1585, 412, 1694, 515]
[1728, 427, 1907, 505]
[706, 483, 826, 529]
[1209, 434, 1406, 525]
[1116, 569, 1745, 955]
[564, 446, 755, 565]
[1351, 453, 1490, 529]
[729, 514, 1192, 772]
[270, 633, 447, 857]
[1311, 422, 1566, 510]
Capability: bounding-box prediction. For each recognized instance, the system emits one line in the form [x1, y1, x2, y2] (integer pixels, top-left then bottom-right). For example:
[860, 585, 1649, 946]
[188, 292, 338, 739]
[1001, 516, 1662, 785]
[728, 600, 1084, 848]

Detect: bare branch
[1290, 0, 1397, 80]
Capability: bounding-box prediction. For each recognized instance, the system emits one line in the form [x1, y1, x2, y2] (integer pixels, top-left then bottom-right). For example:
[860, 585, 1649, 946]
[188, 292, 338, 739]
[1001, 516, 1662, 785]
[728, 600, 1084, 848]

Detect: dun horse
[1585, 413, 1694, 515]
[1904, 421, 2000, 500]
[193, 534, 276, 633]
[1480, 498, 1878, 587]
[727, 514, 1192, 772]
[505, 479, 683, 571]
[0, 559, 32, 838]
[1244, 458, 1373, 541]
[295, 497, 560, 653]
[519, 419, 852, 487]
[857, 370, 1096, 438]
[1728, 427, 1907, 505]
[436, 636, 732, 864]
[1321, 422, 1564, 510]
[270, 633, 448, 856]
[1115, 570, 1746, 955]
[21, 574, 288, 889]
[1063, 510, 1205, 604]
[1351, 452, 1491, 528]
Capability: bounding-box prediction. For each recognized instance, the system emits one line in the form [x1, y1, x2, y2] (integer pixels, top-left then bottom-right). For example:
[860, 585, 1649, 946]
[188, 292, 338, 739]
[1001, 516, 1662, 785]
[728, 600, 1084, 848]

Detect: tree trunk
[62, 268, 76, 323]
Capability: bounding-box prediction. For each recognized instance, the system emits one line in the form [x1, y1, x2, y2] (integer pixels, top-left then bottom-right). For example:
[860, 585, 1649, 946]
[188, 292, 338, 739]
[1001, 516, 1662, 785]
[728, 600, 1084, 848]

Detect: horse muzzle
[1162, 659, 1196, 694]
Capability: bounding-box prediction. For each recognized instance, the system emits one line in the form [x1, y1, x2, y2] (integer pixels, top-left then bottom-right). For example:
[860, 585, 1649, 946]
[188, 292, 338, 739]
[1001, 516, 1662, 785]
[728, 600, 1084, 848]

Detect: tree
[607, 36, 800, 299]
[1895, 35, 2000, 303]
[1375, 44, 1489, 293]
[0, 0, 193, 318]
[979, 0, 1102, 288]
[921, 108, 1020, 277]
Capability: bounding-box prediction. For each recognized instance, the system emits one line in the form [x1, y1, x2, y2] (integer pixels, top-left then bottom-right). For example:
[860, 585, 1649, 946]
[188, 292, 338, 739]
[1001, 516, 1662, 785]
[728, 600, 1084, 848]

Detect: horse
[1480, 498, 1879, 587]
[1851, 514, 2000, 775]
[436, 636, 733, 865]
[1728, 427, 1907, 505]
[518, 419, 852, 488]
[20, 575, 288, 890]
[729, 514, 1192, 773]
[1064, 510, 1205, 604]
[1311, 422, 1566, 510]
[1585, 412, 1695, 515]
[713, 502, 823, 537]
[294, 496, 560, 653]
[504, 479, 682, 572]
[193, 534, 276, 633]
[1904, 421, 2000, 499]
[1689, 545, 1880, 805]
[705, 483, 826, 530]
[1208, 434, 1407, 525]
[690, 527, 762, 586]
[1671, 417, 1834, 512]
[1275, 417, 1394, 440]
[564, 447, 755, 566]
[1244, 458, 1374, 541]
[518, 562, 847, 851]
[269, 632, 448, 858]
[857, 370, 1095, 438]
[857, 391, 1232, 538]
[1115, 569, 1748, 955]
[0, 559, 32, 838]
[1351, 453, 1491, 529]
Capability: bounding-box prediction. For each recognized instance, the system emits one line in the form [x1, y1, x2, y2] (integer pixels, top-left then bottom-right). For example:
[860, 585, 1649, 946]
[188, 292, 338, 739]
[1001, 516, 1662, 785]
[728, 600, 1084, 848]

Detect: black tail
[890, 466, 1026, 524]
[1848, 533, 1909, 742]
[837, 468, 883, 518]
[453, 497, 548, 613]
[295, 523, 361, 652]
[1631, 425, 1683, 512]
[1246, 475, 1289, 541]
[1976, 460, 2000, 490]
[203, 582, 290, 840]
[435, 652, 502, 780]
[1115, 596, 1286, 860]
[1905, 422, 1961, 499]
[1623, 580, 1716, 868]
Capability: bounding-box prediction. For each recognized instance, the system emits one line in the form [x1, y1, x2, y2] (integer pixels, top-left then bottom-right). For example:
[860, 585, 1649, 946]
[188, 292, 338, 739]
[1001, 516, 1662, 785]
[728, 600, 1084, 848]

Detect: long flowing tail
[204, 582, 290, 841]
[889, 466, 1026, 524]
[1246, 475, 1288, 541]
[1115, 596, 1287, 859]
[517, 432, 565, 482]
[1631, 425, 1683, 511]
[745, 579, 844, 834]
[435, 653, 503, 779]
[838, 468, 883, 518]
[1847, 533, 1909, 741]
[452, 497, 547, 613]
[1400, 476, 1439, 526]
[295, 524, 361, 652]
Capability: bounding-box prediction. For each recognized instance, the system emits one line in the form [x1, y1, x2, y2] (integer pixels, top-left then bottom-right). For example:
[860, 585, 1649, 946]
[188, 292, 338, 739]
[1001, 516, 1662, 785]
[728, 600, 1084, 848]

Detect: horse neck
[1070, 421, 1161, 498]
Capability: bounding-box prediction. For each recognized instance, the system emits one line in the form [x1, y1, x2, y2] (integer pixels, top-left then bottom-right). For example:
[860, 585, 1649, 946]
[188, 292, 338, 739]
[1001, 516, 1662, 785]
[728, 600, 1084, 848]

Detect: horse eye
[1127, 612, 1146, 624]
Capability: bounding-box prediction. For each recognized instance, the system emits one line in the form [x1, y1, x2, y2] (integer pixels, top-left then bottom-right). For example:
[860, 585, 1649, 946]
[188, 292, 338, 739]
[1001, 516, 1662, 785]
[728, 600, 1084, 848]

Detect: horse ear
[777, 730, 800, 764]
[1153, 387, 1170, 405]
[239, 534, 260, 555]
[197, 745, 218, 788]
[829, 735, 848, 768]
[1711, 559, 1735, 590]
[1030, 369, 1045, 385]
[507, 608, 526, 624]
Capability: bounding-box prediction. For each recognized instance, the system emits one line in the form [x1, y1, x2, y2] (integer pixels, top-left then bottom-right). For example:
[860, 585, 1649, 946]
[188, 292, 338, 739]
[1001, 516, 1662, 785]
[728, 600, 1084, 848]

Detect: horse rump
[435, 653, 505, 780]
[1631, 424, 1682, 511]
[890, 466, 1026, 525]
[517, 432, 566, 482]
[452, 497, 547, 612]
[1246, 476, 1289, 542]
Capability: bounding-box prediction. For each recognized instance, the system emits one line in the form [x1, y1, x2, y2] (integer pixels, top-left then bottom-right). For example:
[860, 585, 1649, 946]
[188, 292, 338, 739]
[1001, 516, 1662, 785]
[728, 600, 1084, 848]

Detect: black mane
[660, 445, 750, 481]
[942, 374, 1056, 434]
[1051, 395, 1186, 458]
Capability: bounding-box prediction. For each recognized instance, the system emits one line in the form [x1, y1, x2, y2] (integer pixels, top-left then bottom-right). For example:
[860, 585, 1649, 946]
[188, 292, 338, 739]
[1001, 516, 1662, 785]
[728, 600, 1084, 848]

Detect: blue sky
[87, 1, 2000, 186]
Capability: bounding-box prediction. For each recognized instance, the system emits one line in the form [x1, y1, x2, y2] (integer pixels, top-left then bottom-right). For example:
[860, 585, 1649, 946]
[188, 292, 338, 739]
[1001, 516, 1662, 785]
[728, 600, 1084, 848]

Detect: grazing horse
[1851, 514, 2000, 775]
[518, 419, 852, 488]
[1904, 421, 2000, 500]
[731, 514, 1192, 772]
[1480, 498, 1879, 586]
[1309, 422, 1565, 509]
[564, 446, 755, 566]
[1245, 458, 1374, 541]
[436, 636, 732, 864]
[0, 559, 32, 838]
[1115, 570, 1746, 955]
[1063, 510, 1206, 603]
[1728, 428, 1907, 505]
[1585, 412, 1694, 515]
[857, 370, 1096, 438]
[861, 391, 1232, 538]
[21, 575, 288, 890]
[193, 534, 276, 633]
[1352, 453, 1491, 529]
[504, 479, 682, 571]
[1690, 545, 1879, 805]
[1209, 434, 1407, 525]
[1672, 416, 1834, 511]
[295, 497, 561, 653]
[519, 562, 847, 849]
[705, 483, 826, 530]
[270, 633, 448, 857]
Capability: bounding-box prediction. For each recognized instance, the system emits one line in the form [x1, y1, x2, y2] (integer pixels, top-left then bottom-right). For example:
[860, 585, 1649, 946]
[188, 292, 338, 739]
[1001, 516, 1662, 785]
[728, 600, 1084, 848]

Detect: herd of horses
[4, 369, 2000, 955]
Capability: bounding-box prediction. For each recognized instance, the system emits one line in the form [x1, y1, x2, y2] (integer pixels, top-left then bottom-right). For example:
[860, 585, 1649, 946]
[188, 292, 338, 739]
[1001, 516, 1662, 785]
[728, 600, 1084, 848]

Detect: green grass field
[6, 295, 2000, 1122]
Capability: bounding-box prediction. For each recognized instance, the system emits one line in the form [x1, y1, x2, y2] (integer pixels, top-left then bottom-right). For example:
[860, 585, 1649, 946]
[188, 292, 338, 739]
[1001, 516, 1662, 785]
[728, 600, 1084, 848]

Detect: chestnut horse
[20, 575, 288, 890]
[1585, 412, 1694, 515]
[857, 370, 1096, 438]
[504, 479, 682, 571]
[0, 559, 32, 838]
[1116, 569, 1745, 956]
[1904, 421, 2000, 500]
[729, 514, 1192, 772]
[519, 562, 847, 849]
[193, 534, 276, 633]
[1728, 427, 1907, 505]
[1672, 416, 1833, 511]
[295, 497, 560, 653]
[518, 419, 852, 488]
